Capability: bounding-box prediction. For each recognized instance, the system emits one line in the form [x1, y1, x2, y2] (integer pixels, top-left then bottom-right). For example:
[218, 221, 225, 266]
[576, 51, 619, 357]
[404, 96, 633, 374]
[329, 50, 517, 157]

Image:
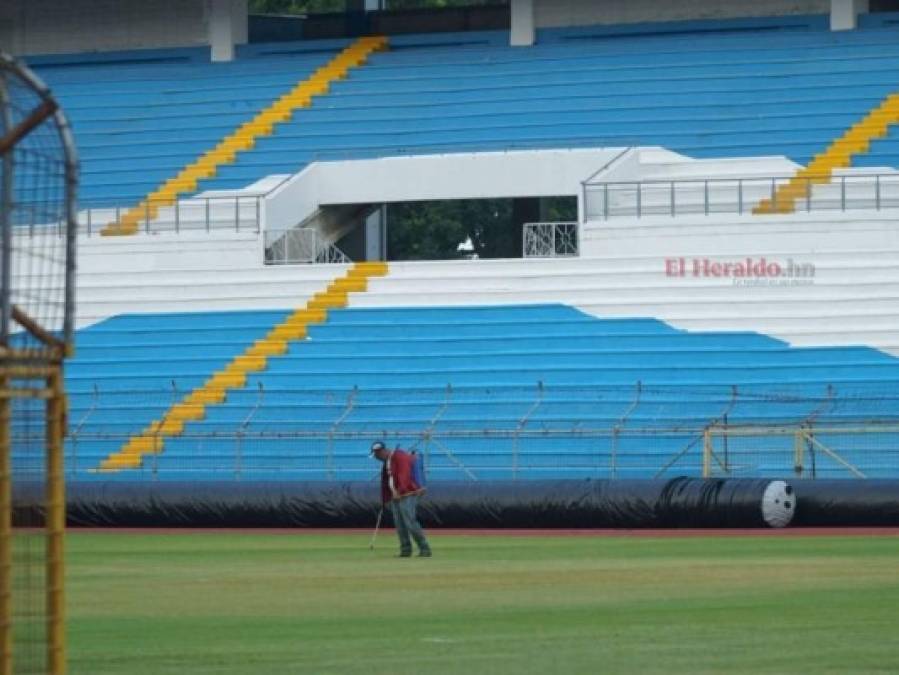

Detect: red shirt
[380, 449, 424, 504]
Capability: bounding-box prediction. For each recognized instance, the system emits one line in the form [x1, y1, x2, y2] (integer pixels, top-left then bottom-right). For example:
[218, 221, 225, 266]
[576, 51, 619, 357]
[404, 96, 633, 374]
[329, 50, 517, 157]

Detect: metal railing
[75, 195, 265, 236]
[583, 172, 899, 220]
[523, 222, 579, 258]
[264, 226, 350, 264]
[13, 175, 297, 236]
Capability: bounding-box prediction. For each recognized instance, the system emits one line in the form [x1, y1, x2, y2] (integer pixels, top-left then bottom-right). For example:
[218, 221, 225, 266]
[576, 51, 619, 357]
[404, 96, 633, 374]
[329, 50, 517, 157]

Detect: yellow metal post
[46, 366, 65, 675]
[702, 428, 712, 478]
[0, 376, 11, 675]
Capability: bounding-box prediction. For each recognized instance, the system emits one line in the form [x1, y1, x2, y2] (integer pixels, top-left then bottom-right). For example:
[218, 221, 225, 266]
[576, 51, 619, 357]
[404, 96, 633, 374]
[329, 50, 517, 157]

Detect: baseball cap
[370, 441, 386, 455]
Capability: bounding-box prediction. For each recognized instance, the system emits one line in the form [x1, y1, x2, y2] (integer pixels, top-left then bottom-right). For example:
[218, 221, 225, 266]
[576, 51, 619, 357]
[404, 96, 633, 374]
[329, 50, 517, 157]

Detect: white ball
[762, 480, 795, 528]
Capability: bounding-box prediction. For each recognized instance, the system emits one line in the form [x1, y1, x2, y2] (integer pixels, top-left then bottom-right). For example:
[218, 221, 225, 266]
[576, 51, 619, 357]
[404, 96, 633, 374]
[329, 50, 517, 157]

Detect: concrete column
[365, 206, 386, 261]
[512, 197, 540, 257]
[510, 0, 535, 47]
[831, 0, 868, 31]
[209, 0, 235, 62]
[231, 0, 248, 45]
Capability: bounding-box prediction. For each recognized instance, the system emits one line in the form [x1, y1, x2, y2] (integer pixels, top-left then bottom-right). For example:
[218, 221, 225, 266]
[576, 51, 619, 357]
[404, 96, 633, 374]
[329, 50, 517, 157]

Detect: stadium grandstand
[6, 0, 899, 487]
[6, 3, 899, 674]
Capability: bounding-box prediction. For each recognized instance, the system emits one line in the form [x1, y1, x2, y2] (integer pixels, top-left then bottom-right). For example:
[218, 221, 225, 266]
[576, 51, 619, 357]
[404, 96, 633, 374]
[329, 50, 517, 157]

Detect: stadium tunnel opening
[326, 196, 578, 261]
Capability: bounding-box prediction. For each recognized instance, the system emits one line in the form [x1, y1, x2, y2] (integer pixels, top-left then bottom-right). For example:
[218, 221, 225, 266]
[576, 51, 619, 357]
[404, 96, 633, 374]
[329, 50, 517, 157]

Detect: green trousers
[390, 495, 431, 556]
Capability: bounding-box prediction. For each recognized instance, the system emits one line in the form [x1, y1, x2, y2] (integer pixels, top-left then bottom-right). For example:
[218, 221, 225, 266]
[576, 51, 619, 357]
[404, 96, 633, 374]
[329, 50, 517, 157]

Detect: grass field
[66, 531, 899, 675]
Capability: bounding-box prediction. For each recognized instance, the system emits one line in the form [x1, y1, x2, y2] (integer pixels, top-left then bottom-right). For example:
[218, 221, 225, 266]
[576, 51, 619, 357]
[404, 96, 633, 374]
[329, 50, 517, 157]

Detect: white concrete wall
[0, 0, 245, 56]
[535, 0, 829, 28]
[64, 208, 899, 358]
[266, 148, 624, 232]
[71, 230, 354, 327]
[350, 239, 899, 357]
[581, 210, 899, 258]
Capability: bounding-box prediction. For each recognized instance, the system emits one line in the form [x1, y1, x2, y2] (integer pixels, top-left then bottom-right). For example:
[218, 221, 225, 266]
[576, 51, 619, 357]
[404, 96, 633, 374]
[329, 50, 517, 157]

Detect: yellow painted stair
[97, 261, 389, 472]
[102, 36, 389, 236]
[755, 93, 899, 214]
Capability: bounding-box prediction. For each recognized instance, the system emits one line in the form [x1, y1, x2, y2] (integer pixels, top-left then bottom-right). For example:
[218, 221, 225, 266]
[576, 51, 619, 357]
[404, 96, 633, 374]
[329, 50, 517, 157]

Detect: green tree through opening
[386, 197, 576, 260]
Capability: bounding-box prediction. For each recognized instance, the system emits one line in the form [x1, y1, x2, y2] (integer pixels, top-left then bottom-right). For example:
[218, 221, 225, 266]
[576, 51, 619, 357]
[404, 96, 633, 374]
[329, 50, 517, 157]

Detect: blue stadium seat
[39, 304, 899, 482]
[28, 18, 899, 206]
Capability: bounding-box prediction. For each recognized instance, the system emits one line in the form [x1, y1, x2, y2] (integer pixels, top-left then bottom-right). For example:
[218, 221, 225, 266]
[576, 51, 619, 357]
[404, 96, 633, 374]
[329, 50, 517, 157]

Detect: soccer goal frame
[0, 51, 77, 675]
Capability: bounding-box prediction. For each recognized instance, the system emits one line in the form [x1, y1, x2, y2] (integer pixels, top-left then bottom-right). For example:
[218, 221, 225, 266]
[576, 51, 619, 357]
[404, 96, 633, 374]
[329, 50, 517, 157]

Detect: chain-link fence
[59, 381, 899, 482]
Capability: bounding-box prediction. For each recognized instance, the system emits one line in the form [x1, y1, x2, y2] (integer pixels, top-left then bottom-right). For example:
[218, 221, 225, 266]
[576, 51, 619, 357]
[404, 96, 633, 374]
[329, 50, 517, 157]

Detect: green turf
[66, 532, 899, 675]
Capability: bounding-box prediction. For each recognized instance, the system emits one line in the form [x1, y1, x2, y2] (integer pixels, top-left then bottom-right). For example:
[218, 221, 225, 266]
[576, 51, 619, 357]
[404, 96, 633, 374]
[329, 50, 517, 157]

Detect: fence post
[876, 174, 881, 211]
[805, 177, 811, 213]
[704, 180, 709, 216]
[738, 179, 743, 215]
[610, 427, 618, 480]
[69, 383, 100, 477]
[144, 200, 150, 234]
[154, 380, 180, 480]
[174, 199, 180, 234]
[721, 413, 729, 474]
[0, 375, 9, 675]
[512, 381, 544, 481]
[236, 382, 265, 478]
[793, 428, 804, 477]
[636, 182, 642, 218]
[702, 427, 713, 478]
[46, 367, 65, 675]
[205, 199, 210, 233]
[235, 196, 240, 232]
[670, 181, 675, 217]
[603, 183, 609, 220]
[327, 386, 358, 481]
[234, 430, 243, 479]
[770, 178, 776, 211]
[841, 175, 846, 211]
[255, 196, 261, 234]
[150, 424, 161, 480]
[86, 208, 91, 236]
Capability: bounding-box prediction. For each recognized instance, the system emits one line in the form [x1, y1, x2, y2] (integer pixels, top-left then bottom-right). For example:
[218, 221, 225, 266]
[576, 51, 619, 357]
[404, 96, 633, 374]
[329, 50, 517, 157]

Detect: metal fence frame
[583, 172, 899, 220]
[73, 194, 266, 236]
[263, 226, 350, 265]
[523, 222, 579, 258]
[701, 423, 899, 479]
[60, 381, 899, 482]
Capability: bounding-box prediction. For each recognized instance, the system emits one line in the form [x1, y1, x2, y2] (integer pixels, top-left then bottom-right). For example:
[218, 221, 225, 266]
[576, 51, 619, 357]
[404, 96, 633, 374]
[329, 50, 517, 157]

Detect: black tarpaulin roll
[657, 477, 794, 528]
[54, 477, 823, 528]
[790, 480, 899, 526]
